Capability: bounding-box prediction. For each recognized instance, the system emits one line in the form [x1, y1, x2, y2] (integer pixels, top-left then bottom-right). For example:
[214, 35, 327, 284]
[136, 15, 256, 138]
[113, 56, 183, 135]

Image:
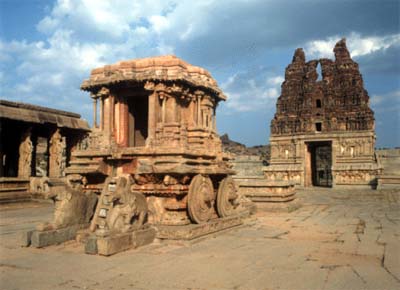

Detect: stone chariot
[25, 55, 250, 255]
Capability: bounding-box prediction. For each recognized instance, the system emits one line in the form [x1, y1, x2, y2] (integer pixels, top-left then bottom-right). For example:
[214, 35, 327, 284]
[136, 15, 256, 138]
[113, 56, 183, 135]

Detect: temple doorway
[128, 95, 148, 147]
[305, 141, 332, 187]
[0, 120, 23, 177]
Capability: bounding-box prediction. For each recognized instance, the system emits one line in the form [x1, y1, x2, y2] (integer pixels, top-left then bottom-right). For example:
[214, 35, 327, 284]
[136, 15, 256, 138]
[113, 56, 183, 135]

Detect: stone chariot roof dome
[81, 55, 226, 101]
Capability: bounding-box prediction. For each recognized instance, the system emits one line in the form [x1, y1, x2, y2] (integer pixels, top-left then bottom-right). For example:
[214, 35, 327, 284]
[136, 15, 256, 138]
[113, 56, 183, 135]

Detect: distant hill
[220, 134, 270, 163]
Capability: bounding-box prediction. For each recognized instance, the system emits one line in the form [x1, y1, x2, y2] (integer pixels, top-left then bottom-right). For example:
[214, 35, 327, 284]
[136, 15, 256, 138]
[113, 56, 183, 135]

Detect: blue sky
[0, 0, 399, 147]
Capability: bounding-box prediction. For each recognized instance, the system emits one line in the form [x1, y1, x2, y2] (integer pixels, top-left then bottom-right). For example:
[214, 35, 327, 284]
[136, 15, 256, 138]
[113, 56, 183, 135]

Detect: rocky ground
[0, 188, 399, 290]
[220, 134, 270, 162]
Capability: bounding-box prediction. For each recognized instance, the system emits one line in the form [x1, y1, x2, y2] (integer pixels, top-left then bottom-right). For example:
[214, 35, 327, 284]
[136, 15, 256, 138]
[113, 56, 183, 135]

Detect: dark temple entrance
[128, 95, 149, 147]
[306, 141, 332, 187]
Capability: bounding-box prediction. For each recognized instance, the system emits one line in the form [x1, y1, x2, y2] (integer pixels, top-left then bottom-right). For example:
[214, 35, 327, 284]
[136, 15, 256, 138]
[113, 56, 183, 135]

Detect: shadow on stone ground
[0, 188, 399, 290]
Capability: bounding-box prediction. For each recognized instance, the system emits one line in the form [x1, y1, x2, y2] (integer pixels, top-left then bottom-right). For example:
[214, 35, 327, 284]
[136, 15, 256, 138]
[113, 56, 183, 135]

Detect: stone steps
[0, 188, 31, 203]
[69, 159, 100, 165]
[376, 149, 400, 188]
[0, 178, 31, 203]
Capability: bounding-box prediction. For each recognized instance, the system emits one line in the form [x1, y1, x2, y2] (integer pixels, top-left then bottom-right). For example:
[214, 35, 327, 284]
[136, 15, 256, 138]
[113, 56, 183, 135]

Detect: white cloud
[262, 87, 279, 99]
[267, 76, 284, 86]
[221, 73, 283, 112]
[0, 29, 115, 116]
[1, 0, 399, 146]
[36, 16, 59, 34]
[1, 0, 196, 119]
[305, 32, 400, 59]
[36, 0, 178, 39]
[149, 15, 170, 34]
[371, 90, 400, 106]
[180, 23, 194, 41]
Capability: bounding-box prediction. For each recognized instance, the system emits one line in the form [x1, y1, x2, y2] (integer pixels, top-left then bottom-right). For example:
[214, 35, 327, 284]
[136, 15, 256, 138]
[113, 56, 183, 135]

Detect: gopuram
[265, 39, 380, 188]
[25, 55, 249, 255]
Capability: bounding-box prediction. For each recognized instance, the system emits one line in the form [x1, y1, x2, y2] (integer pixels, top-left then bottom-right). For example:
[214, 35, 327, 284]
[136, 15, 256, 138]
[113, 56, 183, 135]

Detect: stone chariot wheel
[216, 176, 239, 218]
[187, 174, 215, 224]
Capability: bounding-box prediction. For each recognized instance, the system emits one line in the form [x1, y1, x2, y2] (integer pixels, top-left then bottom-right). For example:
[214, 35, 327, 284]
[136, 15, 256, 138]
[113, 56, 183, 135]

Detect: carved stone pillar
[18, 128, 33, 178]
[100, 97, 104, 130]
[49, 129, 64, 178]
[161, 96, 166, 123]
[96, 87, 111, 132]
[110, 94, 115, 133]
[304, 143, 312, 187]
[165, 97, 176, 123]
[92, 97, 98, 128]
[116, 97, 129, 147]
[212, 108, 217, 132]
[103, 97, 111, 132]
[188, 99, 196, 127]
[197, 95, 202, 126]
[147, 92, 157, 145]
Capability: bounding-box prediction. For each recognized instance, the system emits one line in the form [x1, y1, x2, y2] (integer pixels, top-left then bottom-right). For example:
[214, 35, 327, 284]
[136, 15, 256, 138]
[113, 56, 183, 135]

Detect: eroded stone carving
[18, 128, 33, 178]
[104, 176, 148, 233]
[37, 175, 97, 231]
[30, 176, 50, 197]
[49, 129, 66, 178]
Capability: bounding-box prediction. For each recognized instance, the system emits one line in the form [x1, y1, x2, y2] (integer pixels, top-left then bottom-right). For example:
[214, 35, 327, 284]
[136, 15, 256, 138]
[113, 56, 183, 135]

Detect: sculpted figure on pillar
[18, 128, 33, 178]
[49, 129, 65, 178]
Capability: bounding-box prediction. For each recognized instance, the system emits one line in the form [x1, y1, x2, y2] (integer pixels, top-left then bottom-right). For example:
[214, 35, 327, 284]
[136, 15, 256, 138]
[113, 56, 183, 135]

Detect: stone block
[94, 227, 156, 256]
[20, 230, 34, 247]
[84, 235, 98, 255]
[132, 227, 157, 248]
[30, 224, 82, 248]
[97, 233, 132, 256]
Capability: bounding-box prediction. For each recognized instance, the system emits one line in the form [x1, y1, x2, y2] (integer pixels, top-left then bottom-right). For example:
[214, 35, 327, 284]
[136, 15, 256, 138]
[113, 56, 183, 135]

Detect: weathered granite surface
[1, 188, 399, 289]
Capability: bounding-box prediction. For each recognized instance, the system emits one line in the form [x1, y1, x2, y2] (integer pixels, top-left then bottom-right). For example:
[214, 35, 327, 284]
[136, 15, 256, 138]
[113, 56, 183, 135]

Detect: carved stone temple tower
[264, 39, 380, 188]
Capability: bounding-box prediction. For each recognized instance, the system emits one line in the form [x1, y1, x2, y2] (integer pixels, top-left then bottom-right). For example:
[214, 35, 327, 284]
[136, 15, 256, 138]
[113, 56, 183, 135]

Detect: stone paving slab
[0, 188, 399, 290]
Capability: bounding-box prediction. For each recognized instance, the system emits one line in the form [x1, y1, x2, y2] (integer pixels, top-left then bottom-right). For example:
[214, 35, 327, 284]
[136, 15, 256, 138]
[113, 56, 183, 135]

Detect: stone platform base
[334, 184, 377, 190]
[377, 175, 400, 189]
[234, 177, 297, 202]
[155, 215, 244, 241]
[255, 200, 301, 213]
[233, 177, 299, 212]
[21, 223, 88, 248]
[85, 226, 156, 256]
[0, 177, 30, 204]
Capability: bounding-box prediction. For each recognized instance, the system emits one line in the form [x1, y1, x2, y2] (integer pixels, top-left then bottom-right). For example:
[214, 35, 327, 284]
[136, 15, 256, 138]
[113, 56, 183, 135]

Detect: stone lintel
[269, 132, 376, 143]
